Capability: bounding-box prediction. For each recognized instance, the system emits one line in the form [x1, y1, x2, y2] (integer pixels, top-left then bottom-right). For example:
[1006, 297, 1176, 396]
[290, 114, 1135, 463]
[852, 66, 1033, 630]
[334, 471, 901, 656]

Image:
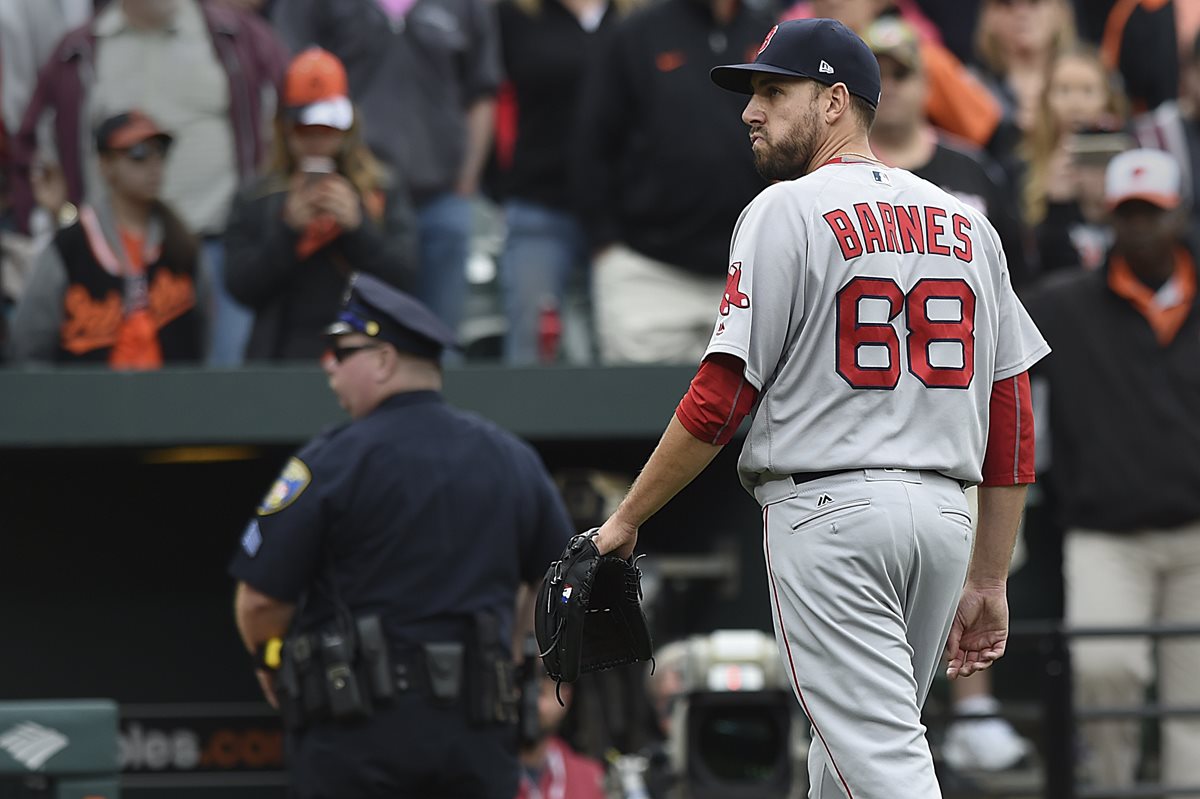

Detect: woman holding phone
[1021, 47, 1129, 273]
[223, 48, 416, 362]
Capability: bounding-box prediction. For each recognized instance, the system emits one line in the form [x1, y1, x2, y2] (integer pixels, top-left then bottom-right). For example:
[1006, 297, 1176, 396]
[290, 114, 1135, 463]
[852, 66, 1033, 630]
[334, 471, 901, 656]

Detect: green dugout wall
[0, 366, 700, 447]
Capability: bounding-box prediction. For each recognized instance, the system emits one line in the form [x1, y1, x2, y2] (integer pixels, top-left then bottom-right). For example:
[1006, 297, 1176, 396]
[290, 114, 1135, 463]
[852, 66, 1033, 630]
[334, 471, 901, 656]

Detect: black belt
[392, 643, 467, 701]
[790, 469, 854, 485]
[392, 648, 427, 694]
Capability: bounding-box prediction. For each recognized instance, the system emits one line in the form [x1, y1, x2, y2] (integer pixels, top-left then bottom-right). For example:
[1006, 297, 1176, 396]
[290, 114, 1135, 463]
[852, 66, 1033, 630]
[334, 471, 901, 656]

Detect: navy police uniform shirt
[229, 390, 573, 642]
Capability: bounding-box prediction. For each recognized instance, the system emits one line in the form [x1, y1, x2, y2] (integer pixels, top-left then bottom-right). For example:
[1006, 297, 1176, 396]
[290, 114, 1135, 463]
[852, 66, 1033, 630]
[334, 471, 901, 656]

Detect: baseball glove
[536, 529, 654, 685]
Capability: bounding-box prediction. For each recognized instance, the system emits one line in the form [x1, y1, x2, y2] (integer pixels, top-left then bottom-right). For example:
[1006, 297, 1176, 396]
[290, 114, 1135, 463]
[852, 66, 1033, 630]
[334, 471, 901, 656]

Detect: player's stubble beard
[752, 103, 821, 182]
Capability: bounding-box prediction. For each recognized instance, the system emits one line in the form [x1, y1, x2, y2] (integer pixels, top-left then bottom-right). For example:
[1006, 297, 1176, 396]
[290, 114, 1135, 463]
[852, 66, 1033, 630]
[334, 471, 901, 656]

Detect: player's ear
[825, 83, 852, 125]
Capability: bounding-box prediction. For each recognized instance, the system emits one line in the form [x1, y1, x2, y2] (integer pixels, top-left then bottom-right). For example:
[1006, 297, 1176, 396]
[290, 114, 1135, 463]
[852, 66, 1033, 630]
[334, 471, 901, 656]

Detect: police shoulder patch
[257, 457, 312, 516]
[241, 519, 263, 556]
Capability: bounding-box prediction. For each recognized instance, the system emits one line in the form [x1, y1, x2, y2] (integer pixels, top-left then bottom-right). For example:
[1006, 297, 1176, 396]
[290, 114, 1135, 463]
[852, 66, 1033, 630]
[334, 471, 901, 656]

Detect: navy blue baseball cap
[711, 19, 882, 108]
[326, 273, 459, 360]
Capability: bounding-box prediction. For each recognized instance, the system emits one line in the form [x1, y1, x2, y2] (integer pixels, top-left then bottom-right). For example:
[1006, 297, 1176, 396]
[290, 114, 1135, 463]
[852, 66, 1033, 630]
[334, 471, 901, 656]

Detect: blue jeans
[415, 193, 473, 336]
[499, 200, 590, 365]
[202, 237, 254, 367]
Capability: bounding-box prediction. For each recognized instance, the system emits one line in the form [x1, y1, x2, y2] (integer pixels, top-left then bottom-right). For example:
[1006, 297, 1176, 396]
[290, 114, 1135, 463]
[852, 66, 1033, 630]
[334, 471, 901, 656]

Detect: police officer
[230, 273, 573, 798]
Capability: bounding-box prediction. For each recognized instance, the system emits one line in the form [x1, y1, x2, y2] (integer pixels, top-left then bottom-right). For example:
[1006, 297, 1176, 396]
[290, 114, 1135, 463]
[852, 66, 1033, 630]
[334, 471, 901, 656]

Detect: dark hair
[850, 94, 877, 132]
[810, 80, 876, 131]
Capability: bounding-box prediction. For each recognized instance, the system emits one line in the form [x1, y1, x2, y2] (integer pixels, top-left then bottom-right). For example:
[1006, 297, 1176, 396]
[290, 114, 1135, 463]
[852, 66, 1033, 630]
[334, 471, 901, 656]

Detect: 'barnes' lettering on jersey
[822, 203, 973, 263]
[704, 162, 1050, 491]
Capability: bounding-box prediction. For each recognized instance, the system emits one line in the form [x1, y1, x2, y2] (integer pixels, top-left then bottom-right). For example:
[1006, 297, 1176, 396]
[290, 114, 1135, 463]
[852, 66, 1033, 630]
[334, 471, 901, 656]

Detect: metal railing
[944, 621, 1200, 799]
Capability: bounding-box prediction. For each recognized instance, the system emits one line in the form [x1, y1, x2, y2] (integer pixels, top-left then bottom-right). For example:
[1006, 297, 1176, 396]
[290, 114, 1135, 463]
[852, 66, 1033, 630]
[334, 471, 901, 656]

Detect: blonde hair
[265, 108, 390, 217]
[974, 0, 1077, 77]
[1021, 46, 1128, 226]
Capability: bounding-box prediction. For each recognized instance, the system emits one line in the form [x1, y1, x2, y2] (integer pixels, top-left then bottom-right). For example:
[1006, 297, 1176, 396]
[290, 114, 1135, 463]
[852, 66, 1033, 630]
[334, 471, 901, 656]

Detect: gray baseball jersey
[704, 160, 1050, 491]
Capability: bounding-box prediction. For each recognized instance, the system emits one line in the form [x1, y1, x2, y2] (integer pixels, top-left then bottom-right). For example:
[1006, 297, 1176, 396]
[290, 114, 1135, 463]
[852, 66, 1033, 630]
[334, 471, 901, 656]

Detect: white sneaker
[941, 697, 1031, 772]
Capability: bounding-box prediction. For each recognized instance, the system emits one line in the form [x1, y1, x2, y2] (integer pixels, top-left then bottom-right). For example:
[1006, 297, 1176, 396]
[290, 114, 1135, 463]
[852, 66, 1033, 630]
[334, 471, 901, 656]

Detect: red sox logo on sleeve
[720, 261, 751, 316]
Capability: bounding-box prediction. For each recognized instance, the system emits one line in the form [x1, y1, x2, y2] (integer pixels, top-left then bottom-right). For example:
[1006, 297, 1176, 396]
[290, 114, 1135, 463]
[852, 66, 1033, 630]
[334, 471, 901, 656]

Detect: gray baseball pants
[755, 468, 973, 799]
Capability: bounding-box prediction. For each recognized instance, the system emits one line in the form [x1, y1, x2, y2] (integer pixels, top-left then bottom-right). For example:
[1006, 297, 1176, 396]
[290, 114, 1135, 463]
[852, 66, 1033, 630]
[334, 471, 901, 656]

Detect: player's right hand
[592, 515, 638, 561]
[944, 582, 1009, 680]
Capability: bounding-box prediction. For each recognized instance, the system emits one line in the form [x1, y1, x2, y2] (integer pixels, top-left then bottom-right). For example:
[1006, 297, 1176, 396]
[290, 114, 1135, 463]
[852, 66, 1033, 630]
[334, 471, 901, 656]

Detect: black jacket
[223, 174, 417, 362]
[1026, 242, 1200, 531]
[497, 0, 620, 210]
[572, 0, 771, 274]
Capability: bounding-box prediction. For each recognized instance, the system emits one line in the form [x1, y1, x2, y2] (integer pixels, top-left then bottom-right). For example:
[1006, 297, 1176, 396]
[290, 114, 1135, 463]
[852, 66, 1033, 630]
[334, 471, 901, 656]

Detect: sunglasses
[121, 139, 170, 163]
[329, 342, 383, 363]
[879, 63, 915, 81]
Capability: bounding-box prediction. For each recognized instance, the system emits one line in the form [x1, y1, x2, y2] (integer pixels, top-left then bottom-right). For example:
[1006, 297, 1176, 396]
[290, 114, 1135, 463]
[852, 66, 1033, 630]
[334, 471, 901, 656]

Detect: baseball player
[590, 18, 1050, 799]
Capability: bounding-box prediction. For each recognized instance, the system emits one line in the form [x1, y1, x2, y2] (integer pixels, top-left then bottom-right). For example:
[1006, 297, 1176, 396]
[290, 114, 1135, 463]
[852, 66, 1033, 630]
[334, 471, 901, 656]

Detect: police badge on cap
[326, 274, 460, 360]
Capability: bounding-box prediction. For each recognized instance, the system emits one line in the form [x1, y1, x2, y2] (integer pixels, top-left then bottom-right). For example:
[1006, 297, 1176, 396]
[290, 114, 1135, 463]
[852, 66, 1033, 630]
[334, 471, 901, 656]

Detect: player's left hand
[591, 515, 639, 560]
[945, 581, 1009, 680]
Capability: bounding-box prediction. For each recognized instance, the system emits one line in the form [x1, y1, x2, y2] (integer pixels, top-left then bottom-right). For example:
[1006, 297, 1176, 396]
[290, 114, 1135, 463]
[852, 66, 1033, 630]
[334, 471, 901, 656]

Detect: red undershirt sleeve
[981, 371, 1036, 486]
[675, 354, 760, 446]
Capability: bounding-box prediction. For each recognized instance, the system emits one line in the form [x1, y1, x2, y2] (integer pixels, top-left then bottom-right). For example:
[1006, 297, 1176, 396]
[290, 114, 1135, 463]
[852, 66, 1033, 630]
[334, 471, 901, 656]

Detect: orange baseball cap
[94, 110, 173, 152]
[285, 48, 353, 131]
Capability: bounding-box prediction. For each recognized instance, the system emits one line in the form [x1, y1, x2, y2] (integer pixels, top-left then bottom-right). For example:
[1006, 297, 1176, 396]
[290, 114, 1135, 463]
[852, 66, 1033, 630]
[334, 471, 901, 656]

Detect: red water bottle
[537, 298, 562, 364]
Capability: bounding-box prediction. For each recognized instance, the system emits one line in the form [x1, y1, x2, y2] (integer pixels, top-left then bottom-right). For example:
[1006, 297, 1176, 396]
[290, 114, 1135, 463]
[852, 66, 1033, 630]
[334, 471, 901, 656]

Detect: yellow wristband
[260, 637, 283, 670]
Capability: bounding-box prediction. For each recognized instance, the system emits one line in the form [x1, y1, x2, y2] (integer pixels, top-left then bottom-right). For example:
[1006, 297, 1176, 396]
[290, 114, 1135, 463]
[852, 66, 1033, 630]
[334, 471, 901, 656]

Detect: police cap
[325, 273, 459, 360]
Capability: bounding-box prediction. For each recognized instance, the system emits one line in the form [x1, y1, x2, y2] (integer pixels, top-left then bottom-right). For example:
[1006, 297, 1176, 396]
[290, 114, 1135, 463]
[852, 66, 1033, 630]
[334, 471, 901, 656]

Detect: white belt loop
[864, 468, 924, 484]
[753, 474, 799, 506]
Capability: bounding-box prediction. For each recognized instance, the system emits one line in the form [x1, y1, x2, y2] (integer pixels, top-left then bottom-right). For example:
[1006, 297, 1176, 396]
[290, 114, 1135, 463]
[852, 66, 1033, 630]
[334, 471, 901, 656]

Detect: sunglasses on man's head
[879, 63, 914, 81]
[120, 139, 170, 162]
[328, 342, 383, 363]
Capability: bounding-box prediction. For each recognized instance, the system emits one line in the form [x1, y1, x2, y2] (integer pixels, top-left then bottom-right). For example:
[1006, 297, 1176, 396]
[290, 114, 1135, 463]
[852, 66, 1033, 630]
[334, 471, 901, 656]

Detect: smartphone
[298, 156, 336, 185]
[1067, 132, 1134, 166]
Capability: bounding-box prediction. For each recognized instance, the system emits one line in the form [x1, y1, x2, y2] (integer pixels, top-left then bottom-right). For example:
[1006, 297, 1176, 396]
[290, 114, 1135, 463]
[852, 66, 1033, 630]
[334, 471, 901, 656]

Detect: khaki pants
[592, 244, 723, 365]
[1067, 521, 1200, 793]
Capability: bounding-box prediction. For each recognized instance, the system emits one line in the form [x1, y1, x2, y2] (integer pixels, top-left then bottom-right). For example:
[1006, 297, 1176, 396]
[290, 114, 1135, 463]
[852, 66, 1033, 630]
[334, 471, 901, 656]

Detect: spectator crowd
[2, 0, 1199, 793]
[0, 0, 1194, 369]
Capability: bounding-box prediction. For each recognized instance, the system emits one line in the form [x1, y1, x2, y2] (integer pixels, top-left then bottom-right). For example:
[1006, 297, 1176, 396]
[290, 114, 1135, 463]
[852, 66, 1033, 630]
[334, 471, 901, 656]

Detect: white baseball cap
[295, 96, 354, 131]
[1105, 148, 1182, 210]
